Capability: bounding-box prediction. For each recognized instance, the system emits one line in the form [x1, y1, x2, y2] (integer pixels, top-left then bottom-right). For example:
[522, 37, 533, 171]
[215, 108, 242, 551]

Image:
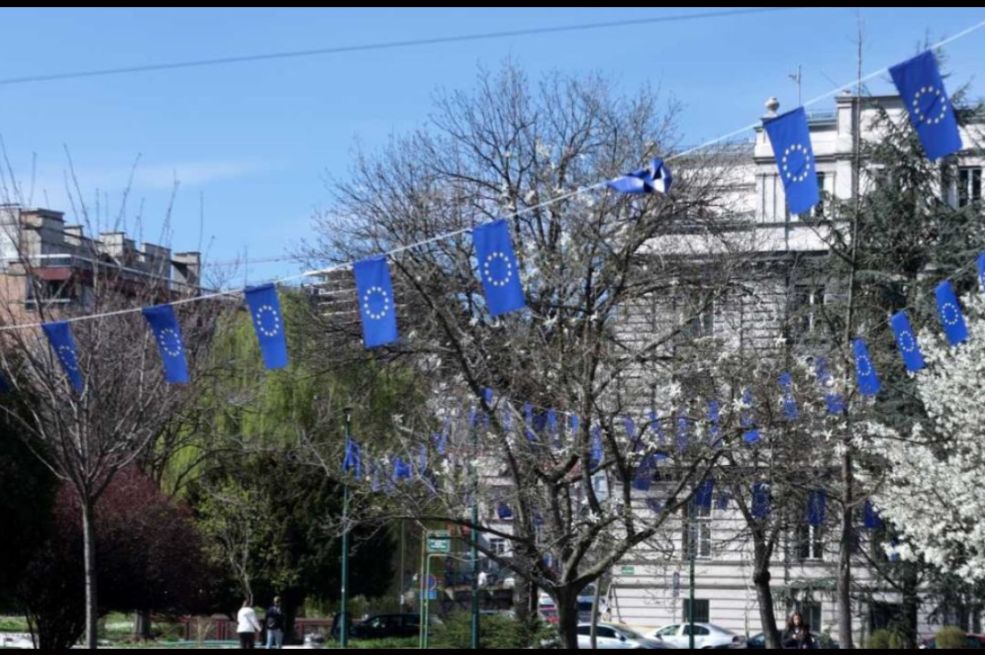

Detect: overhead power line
[0, 8, 796, 87]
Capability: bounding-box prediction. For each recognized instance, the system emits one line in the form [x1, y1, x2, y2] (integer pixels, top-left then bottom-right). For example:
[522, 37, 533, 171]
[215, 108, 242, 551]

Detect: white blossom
[861, 294, 985, 578]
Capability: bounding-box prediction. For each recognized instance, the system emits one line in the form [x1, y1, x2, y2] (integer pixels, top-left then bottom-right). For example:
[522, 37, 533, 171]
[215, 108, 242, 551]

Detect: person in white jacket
[236, 598, 262, 649]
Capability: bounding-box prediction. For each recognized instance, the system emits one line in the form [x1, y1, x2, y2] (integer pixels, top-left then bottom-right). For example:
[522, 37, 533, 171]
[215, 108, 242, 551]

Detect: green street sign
[427, 530, 451, 553]
[620, 565, 635, 575]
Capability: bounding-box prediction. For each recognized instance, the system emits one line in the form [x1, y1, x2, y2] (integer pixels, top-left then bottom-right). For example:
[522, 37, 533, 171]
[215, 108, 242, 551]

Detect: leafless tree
[0, 165, 229, 649]
[301, 64, 765, 648]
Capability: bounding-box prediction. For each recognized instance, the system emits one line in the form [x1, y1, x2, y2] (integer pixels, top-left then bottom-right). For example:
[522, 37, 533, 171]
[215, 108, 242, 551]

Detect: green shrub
[867, 628, 907, 649]
[936, 626, 967, 649]
[431, 611, 550, 649]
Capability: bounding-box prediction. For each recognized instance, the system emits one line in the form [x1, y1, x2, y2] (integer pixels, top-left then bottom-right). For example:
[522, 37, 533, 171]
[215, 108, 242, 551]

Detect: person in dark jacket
[265, 596, 285, 649]
[782, 611, 815, 649]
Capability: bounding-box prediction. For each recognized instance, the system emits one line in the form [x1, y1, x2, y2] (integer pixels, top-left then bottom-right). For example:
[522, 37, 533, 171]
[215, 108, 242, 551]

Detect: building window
[812, 172, 826, 218]
[25, 277, 75, 307]
[791, 285, 825, 336]
[958, 167, 982, 207]
[682, 299, 715, 339]
[796, 523, 824, 561]
[683, 599, 710, 624]
[489, 538, 508, 555]
[684, 503, 712, 559]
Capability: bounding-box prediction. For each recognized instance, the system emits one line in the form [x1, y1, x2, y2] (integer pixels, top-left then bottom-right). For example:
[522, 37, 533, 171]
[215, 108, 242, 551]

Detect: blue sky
[0, 7, 981, 283]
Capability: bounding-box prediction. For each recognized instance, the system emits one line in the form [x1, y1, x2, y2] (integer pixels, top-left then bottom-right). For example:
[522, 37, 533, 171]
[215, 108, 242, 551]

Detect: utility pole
[836, 20, 865, 651]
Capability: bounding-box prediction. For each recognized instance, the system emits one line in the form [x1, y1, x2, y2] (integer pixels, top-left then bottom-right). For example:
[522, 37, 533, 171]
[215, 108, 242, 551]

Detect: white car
[577, 623, 671, 649]
[652, 622, 743, 649]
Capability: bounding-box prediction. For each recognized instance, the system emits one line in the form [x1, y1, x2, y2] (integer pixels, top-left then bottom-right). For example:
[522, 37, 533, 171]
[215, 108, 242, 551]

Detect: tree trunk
[513, 575, 538, 624]
[836, 449, 855, 650]
[556, 588, 579, 650]
[589, 579, 602, 649]
[81, 497, 99, 650]
[901, 567, 919, 648]
[753, 565, 781, 649]
[134, 610, 152, 640]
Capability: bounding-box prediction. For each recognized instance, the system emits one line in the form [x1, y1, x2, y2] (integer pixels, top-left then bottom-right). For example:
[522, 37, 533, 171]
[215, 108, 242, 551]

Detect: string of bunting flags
[0, 32, 975, 391]
[0, 31, 981, 535]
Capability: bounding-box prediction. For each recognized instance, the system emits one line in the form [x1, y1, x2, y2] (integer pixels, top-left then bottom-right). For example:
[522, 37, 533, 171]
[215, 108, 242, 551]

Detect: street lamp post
[340, 406, 353, 648]
[470, 419, 480, 649]
[688, 500, 696, 650]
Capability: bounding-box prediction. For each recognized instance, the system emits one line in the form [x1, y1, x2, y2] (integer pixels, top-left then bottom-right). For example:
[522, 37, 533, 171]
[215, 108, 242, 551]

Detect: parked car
[539, 605, 560, 625]
[576, 584, 610, 621]
[330, 612, 439, 641]
[539, 593, 560, 625]
[577, 623, 672, 649]
[653, 622, 743, 649]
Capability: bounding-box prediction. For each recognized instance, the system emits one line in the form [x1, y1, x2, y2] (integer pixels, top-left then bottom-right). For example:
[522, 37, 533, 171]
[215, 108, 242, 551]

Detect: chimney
[764, 97, 780, 119]
[172, 251, 200, 291]
[64, 224, 84, 245]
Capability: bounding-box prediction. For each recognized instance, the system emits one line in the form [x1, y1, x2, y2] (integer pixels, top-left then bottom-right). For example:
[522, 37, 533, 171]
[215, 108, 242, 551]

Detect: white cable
[1, 18, 983, 333]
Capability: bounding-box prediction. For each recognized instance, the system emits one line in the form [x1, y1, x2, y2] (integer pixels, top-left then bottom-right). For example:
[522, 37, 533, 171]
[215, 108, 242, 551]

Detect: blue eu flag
[472, 219, 525, 317]
[695, 479, 714, 511]
[890, 50, 962, 161]
[342, 439, 362, 480]
[393, 456, 412, 482]
[853, 338, 880, 397]
[763, 107, 819, 215]
[42, 321, 84, 392]
[935, 280, 968, 346]
[354, 256, 398, 348]
[589, 427, 604, 469]
[607, 158, 673, 195]
[632, 455, 654, 491]
[741, 389, 760, 444]
[807, 490, 826, 527]
[142, 304, 189, 384]
[815, 356, 844, 414]
[779, 372, 798, 420]
[863, 500, 883, 530]
[751, 482, 770, 519]
[977, 252, 985, 295]
[890, 311, 926, 372]
[244, 283, 288, 369]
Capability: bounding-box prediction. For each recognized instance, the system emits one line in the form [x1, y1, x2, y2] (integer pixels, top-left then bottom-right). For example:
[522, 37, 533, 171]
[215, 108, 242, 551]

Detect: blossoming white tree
[861, 292, 985, 579]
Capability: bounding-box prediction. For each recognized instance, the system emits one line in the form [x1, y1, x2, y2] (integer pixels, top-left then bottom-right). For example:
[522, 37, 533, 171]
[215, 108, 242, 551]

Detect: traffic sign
[427, 530, 451, 553]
